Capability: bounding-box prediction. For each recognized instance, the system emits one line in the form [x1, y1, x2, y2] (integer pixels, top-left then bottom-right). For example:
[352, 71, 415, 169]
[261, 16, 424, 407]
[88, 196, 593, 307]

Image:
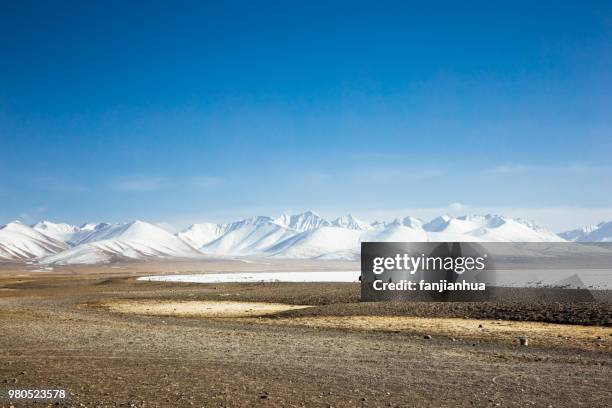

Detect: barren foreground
[0, 261, 611, 407]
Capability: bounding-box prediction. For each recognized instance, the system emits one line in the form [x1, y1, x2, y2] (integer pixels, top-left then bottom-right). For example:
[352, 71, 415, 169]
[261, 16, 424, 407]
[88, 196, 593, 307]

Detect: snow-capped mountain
[370, 220, 387, 229]
[362, 221, 428, 243]
[268, 226, 362, 259]
[423, 215, 455, 232]
[42, 220, 201, 264]
[424, 214, 562, 243]
[201, 216, 295, 255]
[266, 213, 561, 259]
[32, 221, 108, 246]
[0, 211, 575, 264]
[399, 216, 424, 229]
[273, 211, 330, 232]
[0, 221, 68, 261]
[176, 222, 228, 249]
[331, 214, 371, 230]
[32, 221, 80, 243]
[560, 221, 612, 242]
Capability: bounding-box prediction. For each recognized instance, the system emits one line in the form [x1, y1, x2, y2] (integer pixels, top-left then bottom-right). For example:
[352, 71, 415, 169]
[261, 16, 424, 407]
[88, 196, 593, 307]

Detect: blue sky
[1, 1, 611, 231]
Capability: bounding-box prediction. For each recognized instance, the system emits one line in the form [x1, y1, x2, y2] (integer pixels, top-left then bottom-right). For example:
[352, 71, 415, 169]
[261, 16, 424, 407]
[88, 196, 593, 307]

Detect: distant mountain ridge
[273, 211, 331, 232]
[560, 221, 612, 242]
[41, 220, 200, 264]
[0, 221, 68, 261]
[1, 212, 609, 265]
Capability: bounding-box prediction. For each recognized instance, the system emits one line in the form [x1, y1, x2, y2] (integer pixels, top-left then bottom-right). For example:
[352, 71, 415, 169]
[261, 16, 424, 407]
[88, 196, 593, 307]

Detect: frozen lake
[139, 268, 611, 289]
[138, 271, 361, 283]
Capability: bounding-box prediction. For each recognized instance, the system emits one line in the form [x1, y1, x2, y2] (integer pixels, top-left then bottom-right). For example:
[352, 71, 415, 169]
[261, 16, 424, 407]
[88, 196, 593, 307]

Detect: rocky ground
[0, 262, 611, 407]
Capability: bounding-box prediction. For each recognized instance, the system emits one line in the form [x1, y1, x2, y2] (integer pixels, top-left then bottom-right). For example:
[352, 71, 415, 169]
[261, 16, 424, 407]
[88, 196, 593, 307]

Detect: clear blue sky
[1, 1, 611, 231]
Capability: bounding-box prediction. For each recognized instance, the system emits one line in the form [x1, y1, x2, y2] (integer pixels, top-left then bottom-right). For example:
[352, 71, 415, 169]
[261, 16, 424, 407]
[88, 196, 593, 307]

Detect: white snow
[201, 217, 295, 255]
[268, 227, 363, 259]
[424, 215, 562, 243]
[176, 222, 228, 248]
[362, 223, 428, 243]
[331, 214, 371, 230]
[0, 221, 68, 261]
[1, 210, 581, 265]
[273, 211, 330, 232]
[560, 221, 612, 242]
[138, 270, 360, 283]
[41, 220, 202, 264]
[32, 221, 80, 243]
[137, 268, 612, 289]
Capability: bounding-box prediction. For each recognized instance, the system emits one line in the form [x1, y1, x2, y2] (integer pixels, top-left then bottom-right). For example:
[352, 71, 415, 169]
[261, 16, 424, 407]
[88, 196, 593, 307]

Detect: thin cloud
[447, 202, 469, 215]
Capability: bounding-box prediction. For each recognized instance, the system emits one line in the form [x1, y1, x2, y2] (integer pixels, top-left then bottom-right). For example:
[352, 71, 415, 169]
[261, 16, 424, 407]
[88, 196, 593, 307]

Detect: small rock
[478, 324, 483, 329]
[423, 335, 432, 340]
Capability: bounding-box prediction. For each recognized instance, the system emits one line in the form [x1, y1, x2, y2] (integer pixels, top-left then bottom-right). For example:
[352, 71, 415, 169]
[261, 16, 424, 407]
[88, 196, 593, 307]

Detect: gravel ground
[0, 271, 611, 407]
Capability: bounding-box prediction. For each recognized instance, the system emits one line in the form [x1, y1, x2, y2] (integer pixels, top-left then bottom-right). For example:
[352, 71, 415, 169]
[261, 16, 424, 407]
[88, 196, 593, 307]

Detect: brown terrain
[0, 259, 611, 407]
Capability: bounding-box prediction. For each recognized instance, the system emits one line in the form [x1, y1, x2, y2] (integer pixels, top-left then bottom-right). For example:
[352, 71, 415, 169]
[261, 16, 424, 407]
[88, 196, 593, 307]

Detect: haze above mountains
[1, 211, 610, 265]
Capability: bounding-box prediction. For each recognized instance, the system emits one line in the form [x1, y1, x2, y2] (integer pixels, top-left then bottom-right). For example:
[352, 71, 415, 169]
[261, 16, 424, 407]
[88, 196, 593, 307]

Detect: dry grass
[250, 315, 612, 351]
[100, 299, 311, 317]
[98, 297, 612, 352]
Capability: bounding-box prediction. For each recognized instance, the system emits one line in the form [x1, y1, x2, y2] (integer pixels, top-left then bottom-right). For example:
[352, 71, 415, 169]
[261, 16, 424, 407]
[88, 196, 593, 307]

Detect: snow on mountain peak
[422, 215, 452, 232]
[0, 221, 68, 261]
[273, 211, 330, 232]
[400, 216, 423, 229]
[560, 220, 612, 242]
[421, 214, 563, 243]
[32, 220, 80, 242]
[176, 222, 228, 249]
[201, 216, 294, 255]
[42, 220, 201, 265]
[3, 220, 26, 230]
[331, 214, 371, 230]
[267, 226, 362, 259]
[79, 222, 108, 231]
[0, 211, 581, 264]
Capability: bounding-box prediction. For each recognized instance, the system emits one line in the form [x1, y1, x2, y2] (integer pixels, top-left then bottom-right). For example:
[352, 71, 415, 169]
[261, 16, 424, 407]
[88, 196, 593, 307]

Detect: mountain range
[559, 221, 612, 243]
[0, 211, 610, 265]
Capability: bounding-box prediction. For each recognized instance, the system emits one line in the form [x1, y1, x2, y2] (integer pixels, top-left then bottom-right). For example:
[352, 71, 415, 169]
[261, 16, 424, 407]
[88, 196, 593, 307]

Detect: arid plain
[1, 259, 611, 407]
